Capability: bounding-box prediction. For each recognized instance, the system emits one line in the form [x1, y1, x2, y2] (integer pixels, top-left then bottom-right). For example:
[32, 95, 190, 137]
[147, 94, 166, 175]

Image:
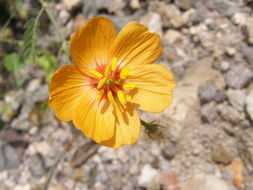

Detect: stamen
[104, 64, 111, 79]
[117, 90, 126, 105]
[96, 89, 105, 101]
[111, 57, 117, 71]
[90, 70, 103, 79]
[107, 91, 115, 104]
[97, 78, 106, 89]
[120, 66, 130, 79]
[123, 83, 137, 90]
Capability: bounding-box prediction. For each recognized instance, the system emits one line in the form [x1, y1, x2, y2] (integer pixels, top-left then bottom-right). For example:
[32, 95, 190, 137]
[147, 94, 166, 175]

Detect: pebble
[220, 61, 231, 72]
[130, 0, 141, 10]
[175, 0, 194, 10]
[138, 165, 158, 188]
[140, 12, 162, 36]
[0, 141, 20, 171]
[227, 89, 246, 112]
[163, 29, 183, 45]
[211, 0, 238, 17]
[244, 18, 253, 45]
[232, 12, 247, 26]
[201, 101, 219, 123]
[198, 85, 217, 104]
[151, 1, 183, 28]
[211, 143, 233, 165]
[181, 174, 231, 190]
[246, 89, 253, 121]
[217, 103, 245, 124]
[225, 65, 253, 89]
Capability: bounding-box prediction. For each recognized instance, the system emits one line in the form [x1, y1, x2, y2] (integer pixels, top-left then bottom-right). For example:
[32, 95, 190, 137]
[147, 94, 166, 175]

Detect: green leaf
[37, 52, 57, 82]
[3, 53, 24, 73]
[21, 8, 44, 63]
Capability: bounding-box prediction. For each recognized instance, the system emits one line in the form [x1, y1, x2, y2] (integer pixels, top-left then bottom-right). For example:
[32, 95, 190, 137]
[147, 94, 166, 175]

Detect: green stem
[38, 0, 70, 63]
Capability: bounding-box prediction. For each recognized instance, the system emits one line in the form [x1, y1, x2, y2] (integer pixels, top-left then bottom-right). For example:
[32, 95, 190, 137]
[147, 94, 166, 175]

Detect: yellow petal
[128, 64, 176, 113]
[70, 17, 116, 74]
[48, 65, 89, 122]
[117, 90, 126, 105]
[109, 22, 162, 68]
[73, 97, 115, 143]
[100, 103, 141, 149]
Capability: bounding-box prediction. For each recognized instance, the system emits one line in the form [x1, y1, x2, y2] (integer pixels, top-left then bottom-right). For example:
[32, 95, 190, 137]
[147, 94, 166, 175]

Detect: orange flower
[48, 17, 175, 148]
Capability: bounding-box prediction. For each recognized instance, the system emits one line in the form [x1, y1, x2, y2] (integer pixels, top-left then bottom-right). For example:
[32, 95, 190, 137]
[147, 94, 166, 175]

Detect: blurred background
[0, 0, 253, 189]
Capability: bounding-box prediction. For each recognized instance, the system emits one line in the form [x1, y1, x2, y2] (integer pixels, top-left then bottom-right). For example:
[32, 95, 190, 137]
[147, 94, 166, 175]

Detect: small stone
[198, 85, 217, 103]
[26, 79, 40, 93]
[130, 0, 141, 9]
[217, 103, 245, 124]
[220, 61, 231, 72]
[181, 174, 231, 190]
[140, 12, 162, 36]
[226, 47, 236, 56]
[138, 165, 158, 188]
[239, 128, 253, 171]
[227, 89, 246, 112]
[201, 101, 219, 123]
[63, 0, 82, 10]
[225, 65, 253, 89]
[211, 143, 233, 165]
[0, 141, 20, 171]
[242, 45, 253, 64]
[182, 8, 196, 26]
[27, 154, 45, 177]
[163, 29, 183, 45]
[232, 12, 247, 26]
[151, 1, 183, 28]
[244, 18, 253, 45]
[175, 0, 194, 10]
[162, 141, 177, 160]
[246, 89, 253, 121]
[214, 91, 227, 103]
[211, 0, 238, 17]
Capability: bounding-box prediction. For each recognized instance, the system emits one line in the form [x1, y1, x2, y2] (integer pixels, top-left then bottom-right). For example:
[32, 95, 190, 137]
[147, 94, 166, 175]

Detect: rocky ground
[0, 0, 253, 189]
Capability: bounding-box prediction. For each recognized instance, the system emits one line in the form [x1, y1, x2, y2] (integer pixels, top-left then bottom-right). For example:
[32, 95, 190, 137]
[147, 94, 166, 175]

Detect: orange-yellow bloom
[48, 17, 176, 149]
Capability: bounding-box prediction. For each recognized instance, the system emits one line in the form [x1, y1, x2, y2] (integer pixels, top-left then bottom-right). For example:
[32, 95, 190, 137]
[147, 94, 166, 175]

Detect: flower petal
[73, 96, 116, 143]
[49, 65, 90, 122]
[127, 64, 176, 113]
[109, 22, 162, 68]
[100, 103, 141, 149]
[70, 17, 116, 73]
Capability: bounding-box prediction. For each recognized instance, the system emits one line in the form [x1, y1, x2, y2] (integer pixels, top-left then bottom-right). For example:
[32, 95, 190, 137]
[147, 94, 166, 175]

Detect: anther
[90, 70, 103, 79]
[111, 57, 117, 71]
[120, 66, 130, 79]
[107, 91, 115, 104]
[96, 89, 105, 101]
[117, 90, 126, 105]
[97, 78, 106, 89]
[123, 83, 137, 90]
